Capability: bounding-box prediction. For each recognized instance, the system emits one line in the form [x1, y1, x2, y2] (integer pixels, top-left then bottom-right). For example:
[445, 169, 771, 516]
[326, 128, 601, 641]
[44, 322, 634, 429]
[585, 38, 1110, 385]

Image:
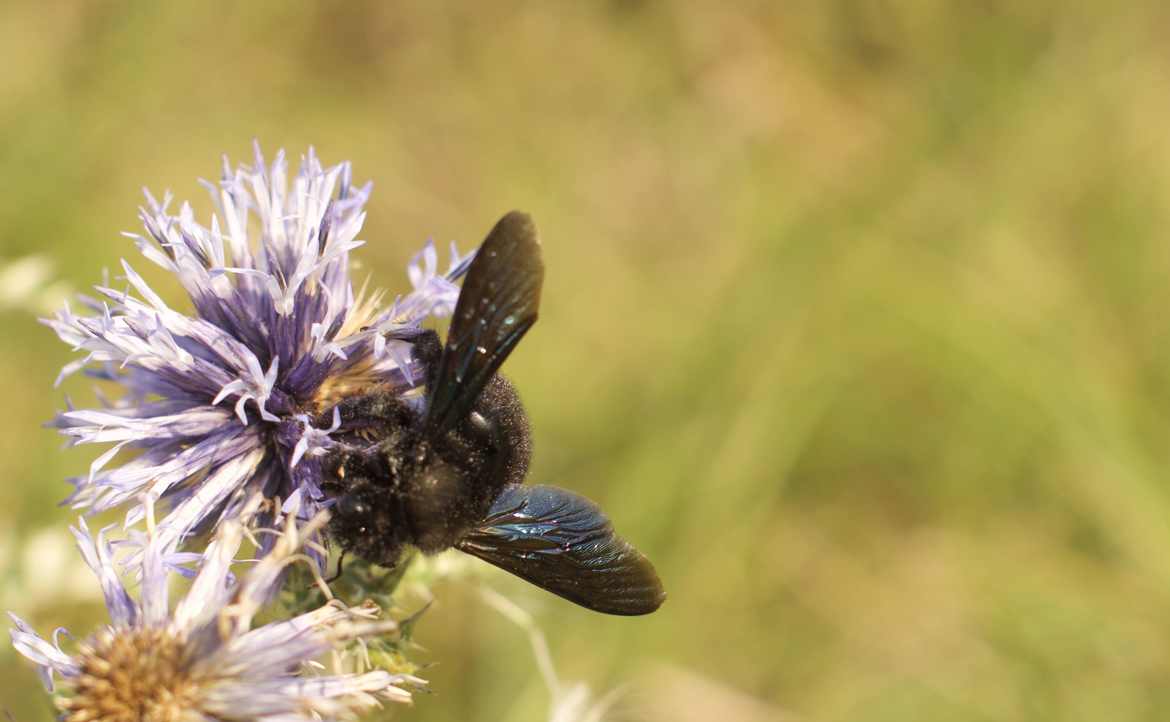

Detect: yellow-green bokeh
[3, 3, 1170, 721]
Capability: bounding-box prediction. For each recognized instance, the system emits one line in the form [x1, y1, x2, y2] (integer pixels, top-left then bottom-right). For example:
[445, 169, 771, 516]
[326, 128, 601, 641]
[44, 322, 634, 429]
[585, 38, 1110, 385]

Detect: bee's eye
[335, 494, 369, 519]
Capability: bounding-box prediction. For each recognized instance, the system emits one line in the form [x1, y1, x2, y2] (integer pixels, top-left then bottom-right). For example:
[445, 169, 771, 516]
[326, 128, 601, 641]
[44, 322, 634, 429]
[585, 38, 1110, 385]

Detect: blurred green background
[3, 2, 1170, 720]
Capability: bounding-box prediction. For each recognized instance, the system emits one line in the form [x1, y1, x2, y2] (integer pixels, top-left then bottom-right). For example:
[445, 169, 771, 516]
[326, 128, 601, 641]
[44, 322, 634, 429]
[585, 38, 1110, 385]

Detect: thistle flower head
[9, 502, 423, 721]
[46, 144, 472, 553]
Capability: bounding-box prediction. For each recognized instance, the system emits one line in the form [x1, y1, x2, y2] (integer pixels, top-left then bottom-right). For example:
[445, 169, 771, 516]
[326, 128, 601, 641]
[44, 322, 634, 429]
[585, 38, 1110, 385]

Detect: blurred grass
[3, 2, 1170, 720]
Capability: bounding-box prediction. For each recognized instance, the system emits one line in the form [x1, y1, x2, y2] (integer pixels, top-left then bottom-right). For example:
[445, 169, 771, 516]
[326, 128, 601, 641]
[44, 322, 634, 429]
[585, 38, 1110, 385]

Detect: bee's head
[325, 482, 407, 566]
[332, 491, 374, 531]
[327, 483, 380, 553]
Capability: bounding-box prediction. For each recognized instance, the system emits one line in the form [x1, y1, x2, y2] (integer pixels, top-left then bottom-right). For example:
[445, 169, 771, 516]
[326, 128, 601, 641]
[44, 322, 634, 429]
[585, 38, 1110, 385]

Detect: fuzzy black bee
[320, 211, 665, 615]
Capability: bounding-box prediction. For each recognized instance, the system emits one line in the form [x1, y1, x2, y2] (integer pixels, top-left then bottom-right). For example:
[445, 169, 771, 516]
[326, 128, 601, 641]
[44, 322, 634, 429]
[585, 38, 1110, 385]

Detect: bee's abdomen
[473, 374, 531, 490]
[404, 374, 532, 554]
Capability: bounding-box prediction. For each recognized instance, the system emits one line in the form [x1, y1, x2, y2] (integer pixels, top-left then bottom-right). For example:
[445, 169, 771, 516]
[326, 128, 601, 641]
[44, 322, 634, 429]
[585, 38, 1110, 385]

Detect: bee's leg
[329, 391, 409, 427]
[324, 549, 347, 585]
[306, 549, 346, 590]
[410, 329, 442, 388]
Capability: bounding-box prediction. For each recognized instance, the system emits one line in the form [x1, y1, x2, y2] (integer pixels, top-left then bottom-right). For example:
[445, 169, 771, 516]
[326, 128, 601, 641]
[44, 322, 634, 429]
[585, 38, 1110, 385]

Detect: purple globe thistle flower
[46, 144, 472, 554]
[9, 504, 424, 720]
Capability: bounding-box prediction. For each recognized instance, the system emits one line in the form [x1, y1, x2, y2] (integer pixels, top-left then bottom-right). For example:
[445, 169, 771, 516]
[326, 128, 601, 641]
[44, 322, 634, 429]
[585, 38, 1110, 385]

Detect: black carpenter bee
[320, 211, 665, 615]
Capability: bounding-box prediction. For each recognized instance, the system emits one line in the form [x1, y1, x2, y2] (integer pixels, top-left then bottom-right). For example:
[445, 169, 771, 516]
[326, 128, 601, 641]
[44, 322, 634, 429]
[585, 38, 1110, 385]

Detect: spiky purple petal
[47, 145, 472, 552]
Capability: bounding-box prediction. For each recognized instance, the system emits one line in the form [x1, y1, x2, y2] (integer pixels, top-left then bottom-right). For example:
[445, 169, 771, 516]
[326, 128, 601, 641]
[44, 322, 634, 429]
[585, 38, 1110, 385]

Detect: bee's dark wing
[425, 211, 544, 436]
[457, 484, 666, 616]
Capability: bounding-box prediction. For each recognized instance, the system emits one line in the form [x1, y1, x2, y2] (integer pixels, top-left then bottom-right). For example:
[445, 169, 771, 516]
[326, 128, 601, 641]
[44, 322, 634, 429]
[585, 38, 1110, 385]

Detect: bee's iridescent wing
[457, 484, 666, 616]
[425, 211, 543, 436]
